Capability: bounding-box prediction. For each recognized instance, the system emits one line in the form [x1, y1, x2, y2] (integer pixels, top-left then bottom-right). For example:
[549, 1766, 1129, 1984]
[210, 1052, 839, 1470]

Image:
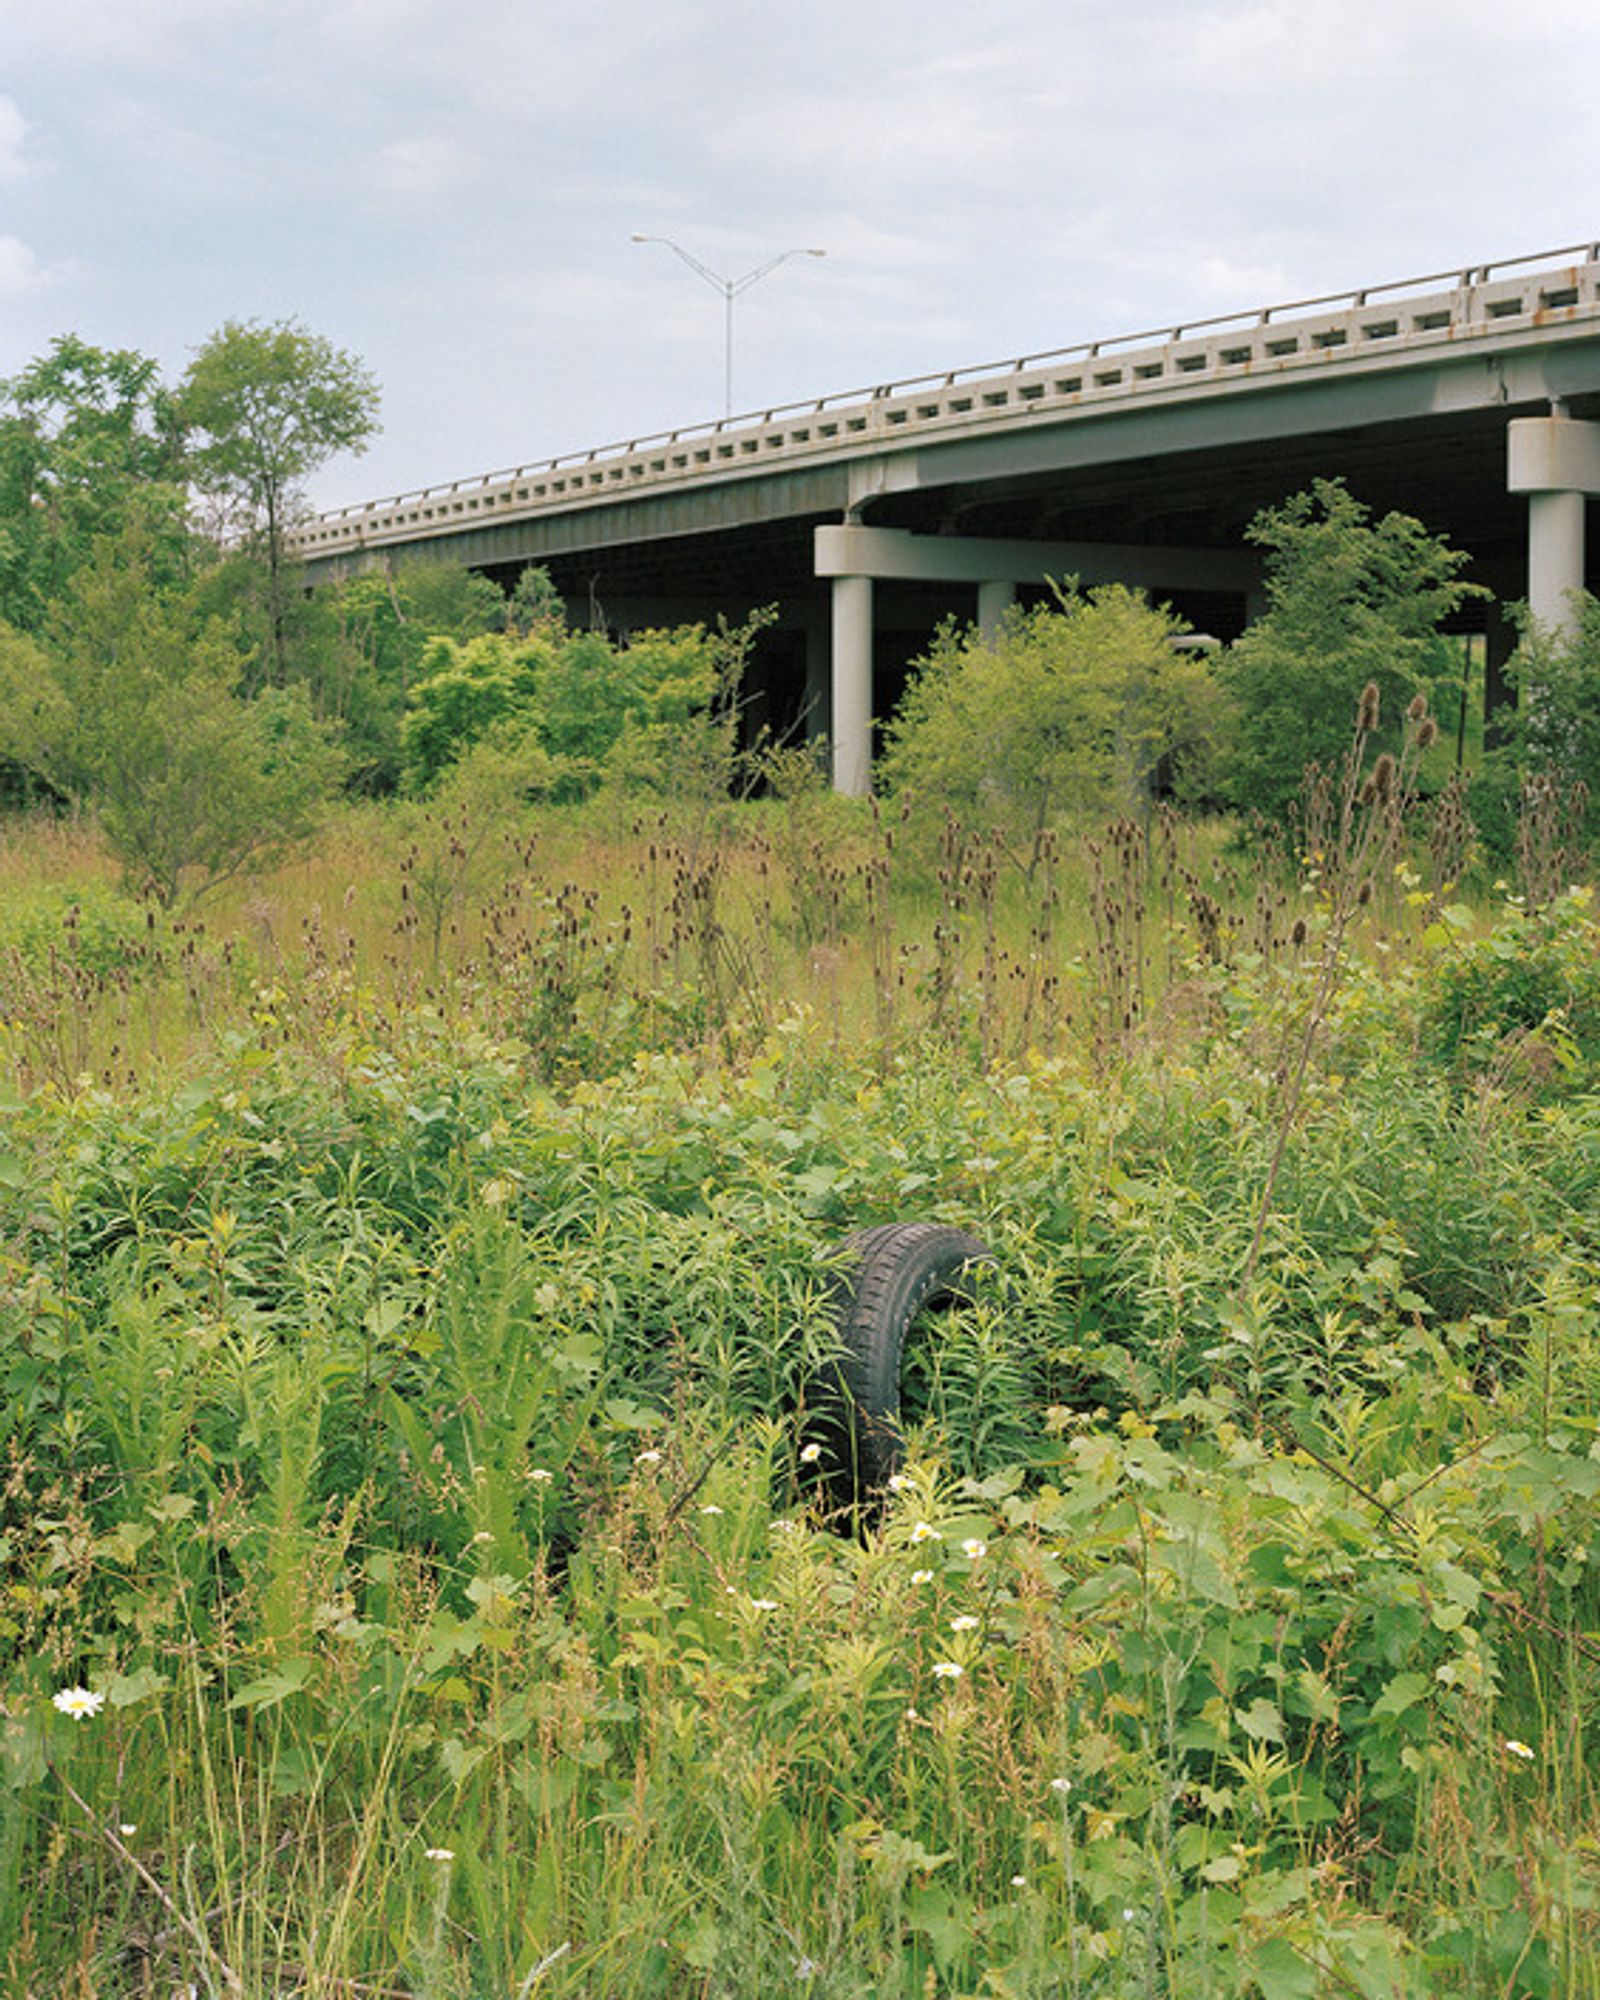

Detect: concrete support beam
[830, 574, 874, 797]
[1509, 415, 1600, 641]
[814, 522, 1258, 593]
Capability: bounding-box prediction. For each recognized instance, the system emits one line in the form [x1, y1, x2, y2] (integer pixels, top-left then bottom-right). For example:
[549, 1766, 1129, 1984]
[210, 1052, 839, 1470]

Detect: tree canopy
[0, 335, 189, 631]
[1219, 479, 1480, 822]
[0, 514, 343, 905]
[180, 320, 380, 683]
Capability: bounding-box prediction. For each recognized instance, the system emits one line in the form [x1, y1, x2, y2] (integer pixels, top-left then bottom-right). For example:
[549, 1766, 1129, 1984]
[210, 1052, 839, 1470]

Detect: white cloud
[0, 235, 54, 295]
[0, 97, 30, 179]
[365, 135, 475, 204]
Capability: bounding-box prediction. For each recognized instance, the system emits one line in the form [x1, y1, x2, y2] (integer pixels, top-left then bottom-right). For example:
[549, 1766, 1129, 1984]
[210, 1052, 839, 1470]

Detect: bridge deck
[296, 243, 1600, 564]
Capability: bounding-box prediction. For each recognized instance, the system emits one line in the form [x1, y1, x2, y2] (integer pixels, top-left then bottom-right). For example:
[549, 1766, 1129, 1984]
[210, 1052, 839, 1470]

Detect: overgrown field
[3, 788, 1600, 1997]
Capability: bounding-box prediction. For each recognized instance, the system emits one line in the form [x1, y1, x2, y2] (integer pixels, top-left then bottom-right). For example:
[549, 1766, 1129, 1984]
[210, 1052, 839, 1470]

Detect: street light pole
[631, 236, 826, 419]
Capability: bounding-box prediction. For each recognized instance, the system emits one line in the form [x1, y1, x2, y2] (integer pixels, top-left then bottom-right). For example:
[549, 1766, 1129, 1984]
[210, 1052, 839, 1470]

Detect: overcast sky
[3, 0, 1596, 510]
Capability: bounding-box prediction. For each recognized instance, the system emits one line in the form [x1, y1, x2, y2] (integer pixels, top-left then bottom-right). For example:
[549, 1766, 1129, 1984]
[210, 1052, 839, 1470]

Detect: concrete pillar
[1527, 490, 1587, 640]
[1508, 415, 1600, 645]
[976, 579, 1016, 642]
[830, 573, 874, 797]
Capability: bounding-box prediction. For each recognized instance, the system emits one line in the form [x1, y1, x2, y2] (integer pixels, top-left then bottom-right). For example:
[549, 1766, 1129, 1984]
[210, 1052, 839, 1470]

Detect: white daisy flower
[52, 1687, 104, 1722]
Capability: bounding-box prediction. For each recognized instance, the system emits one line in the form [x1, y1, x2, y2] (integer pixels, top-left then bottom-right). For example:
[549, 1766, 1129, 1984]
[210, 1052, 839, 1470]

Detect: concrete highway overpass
[297, 243, 1600, 792]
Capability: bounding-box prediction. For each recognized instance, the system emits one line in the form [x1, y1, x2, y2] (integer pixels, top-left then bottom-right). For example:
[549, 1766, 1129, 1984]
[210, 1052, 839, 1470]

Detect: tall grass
[3, 764, 1600, 1993]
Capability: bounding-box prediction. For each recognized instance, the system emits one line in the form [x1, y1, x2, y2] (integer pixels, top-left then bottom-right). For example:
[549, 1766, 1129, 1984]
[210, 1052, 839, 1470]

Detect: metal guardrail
[296, 240, 1600, 557]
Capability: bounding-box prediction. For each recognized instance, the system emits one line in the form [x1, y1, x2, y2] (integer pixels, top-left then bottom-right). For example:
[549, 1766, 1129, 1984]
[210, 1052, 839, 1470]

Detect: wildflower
[749, 1597, 779, 1612]
[699, 1503, 724, 1516]
[1011, 1874, 1027, 1888]
[950, 1614, 980, 1632]
[634, 1448, 663, 1466]
[909, 1521, 942, 1545]
[888, 1473, 915, 1494]
[1505, 1738, 1536, 1761]
[961, 1538, 987, 1561]
[527, 1467, 554, 1484]
[52, 1687, 103, 1722]
[424, 1846, 455, 1862]
[1123, 1907, 1137, 1924]
[905, 1706, 920, 1721]
[799, 1441, 823, 1464]
[931, 1661, 964, 1681]
[479, 1178, 511, 1207]
[793, 1957, 819, 1981]
[910, 1569, 934, 1585]
[118, 1824, 137, 1837]
[1050, 1777, 1073, 1797]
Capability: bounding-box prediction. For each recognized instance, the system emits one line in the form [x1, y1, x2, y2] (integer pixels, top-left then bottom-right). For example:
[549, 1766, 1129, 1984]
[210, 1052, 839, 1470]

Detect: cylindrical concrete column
[1527, 489, 1587, 643]
[1508, 415, 1600, 646]
[976, 579, 1016, 642]
[830, 573, 874, 796]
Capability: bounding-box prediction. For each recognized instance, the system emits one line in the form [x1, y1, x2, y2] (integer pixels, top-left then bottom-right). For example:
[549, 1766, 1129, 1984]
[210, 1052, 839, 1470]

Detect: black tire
[810, 1222, 995, 1506]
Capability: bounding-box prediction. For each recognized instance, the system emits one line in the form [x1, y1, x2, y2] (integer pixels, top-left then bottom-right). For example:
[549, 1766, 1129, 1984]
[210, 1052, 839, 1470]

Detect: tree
[1220, 479, 1481, 822]
[179, 320, 380, 685]
[398, 612, 752, 800]
[879, 585, 1225, 859]
[0, 334, 189, 631]
[0, 511, 343, 906]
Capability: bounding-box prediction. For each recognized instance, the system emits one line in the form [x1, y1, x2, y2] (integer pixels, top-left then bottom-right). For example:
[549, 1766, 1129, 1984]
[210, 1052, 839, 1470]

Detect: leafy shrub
[1422, 887, 1600, 1086]
[1220, 479, 1481, 822]
[0, 880, 146, 978]
[880, 586, 1226, 864]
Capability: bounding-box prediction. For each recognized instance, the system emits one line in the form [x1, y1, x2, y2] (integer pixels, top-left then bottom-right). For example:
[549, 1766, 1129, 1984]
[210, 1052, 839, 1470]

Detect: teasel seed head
[1417, 716, 1438, 750]
[1406, 691, 1429, 723]
[1372, 752, 1396, 800]
[1358, 681, 1381, 732]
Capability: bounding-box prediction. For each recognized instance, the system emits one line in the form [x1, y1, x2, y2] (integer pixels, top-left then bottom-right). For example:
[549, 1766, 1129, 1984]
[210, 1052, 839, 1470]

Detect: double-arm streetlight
[631, 235, 826, 420]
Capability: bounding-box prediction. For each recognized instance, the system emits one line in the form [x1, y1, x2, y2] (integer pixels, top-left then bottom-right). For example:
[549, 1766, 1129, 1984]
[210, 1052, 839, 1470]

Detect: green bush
[0, 880, 147, 978]
[1422, 887, 1600, 1087]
